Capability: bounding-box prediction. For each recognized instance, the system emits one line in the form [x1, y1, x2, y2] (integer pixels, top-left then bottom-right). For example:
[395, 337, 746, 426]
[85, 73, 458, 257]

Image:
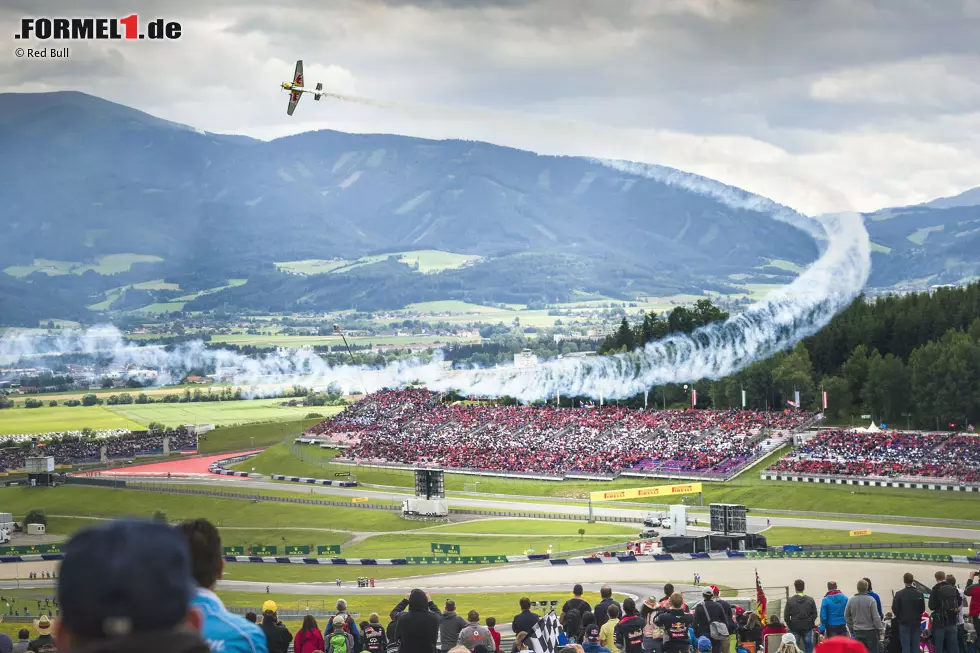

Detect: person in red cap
[815, 636, 868, 653]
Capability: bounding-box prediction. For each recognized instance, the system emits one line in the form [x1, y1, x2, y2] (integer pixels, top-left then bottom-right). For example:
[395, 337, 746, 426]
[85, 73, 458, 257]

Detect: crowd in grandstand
[307, 389, 813, 476]
[0, 429, 197, 471]
[768, 430, 980, 483]
[43, 516, 980, 653]
[0, 428, 134, 445]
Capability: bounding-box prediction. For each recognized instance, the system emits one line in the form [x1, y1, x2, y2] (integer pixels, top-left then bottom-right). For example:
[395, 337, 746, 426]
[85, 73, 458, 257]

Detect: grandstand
[0, 429, 198, 471]
[303, 389, 815, 479]
[765, 428, 980, 484]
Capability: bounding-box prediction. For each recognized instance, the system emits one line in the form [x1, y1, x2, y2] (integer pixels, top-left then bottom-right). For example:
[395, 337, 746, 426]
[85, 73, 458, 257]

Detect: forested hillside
[598, 283, 980, 429]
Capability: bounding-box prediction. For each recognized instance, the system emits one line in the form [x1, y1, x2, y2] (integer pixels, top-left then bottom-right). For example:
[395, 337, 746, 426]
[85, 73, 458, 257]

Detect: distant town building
[514, 349, 538, 369]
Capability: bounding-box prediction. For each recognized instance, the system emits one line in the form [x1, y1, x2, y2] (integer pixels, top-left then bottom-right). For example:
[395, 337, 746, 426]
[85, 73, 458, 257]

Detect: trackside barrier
[6, 550, 979, 566]
[759, 473, 980, 493]
[791, 541, 980, 552]
[208, 453, 259, 478]
[270, 474, 357, 487]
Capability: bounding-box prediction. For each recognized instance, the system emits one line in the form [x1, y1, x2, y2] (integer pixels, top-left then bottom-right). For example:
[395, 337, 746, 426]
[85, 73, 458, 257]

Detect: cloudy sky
[3, 0, 980, 214]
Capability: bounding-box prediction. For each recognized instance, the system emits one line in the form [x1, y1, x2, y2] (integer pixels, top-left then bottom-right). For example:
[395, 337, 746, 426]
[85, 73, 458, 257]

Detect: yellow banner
[849, 529, 872, 536]
[352, 497, 369, 503]
[590, 483, 703, 503]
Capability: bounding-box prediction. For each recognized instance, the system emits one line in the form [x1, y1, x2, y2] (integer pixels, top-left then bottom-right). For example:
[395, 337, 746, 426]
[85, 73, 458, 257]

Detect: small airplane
[281, 59, 323, 116]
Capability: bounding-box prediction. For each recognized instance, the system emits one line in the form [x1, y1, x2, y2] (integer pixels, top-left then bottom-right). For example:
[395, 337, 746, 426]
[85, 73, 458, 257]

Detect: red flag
[755, 570, 768, 626]
[691, 390, 697, 407]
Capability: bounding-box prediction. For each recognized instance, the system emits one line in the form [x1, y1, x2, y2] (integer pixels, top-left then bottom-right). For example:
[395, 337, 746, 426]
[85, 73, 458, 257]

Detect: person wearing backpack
[363, 614, 388, 653]
[928, 572, 962, 653]
[326, 600, 362, 653]
[784, 580, 818, 653]
[329, 616, 357, 653]
[694, 590, 729, 653]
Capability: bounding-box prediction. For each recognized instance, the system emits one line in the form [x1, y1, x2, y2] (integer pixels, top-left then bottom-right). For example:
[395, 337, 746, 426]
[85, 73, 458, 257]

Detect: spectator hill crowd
[306, 389, 814, 477]
[0, 429, 197, 472]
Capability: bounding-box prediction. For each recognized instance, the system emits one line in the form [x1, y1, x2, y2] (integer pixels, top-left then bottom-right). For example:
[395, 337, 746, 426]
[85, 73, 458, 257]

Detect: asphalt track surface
[122, 474, 980, 541]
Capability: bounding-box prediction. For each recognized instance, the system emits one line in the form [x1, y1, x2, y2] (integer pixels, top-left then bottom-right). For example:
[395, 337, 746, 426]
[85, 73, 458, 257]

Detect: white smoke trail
[0, 168, 871, 402]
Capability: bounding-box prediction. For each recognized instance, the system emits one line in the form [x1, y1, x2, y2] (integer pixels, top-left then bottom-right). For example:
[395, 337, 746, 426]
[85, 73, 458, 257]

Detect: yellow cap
[262, 600, 278, 614]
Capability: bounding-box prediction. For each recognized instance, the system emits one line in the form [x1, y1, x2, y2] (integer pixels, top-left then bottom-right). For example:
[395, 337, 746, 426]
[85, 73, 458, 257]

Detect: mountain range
[0, 91, 977, 325]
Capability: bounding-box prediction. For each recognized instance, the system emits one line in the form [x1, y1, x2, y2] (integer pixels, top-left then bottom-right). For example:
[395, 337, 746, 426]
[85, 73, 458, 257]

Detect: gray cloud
[1, 0, 978, 212]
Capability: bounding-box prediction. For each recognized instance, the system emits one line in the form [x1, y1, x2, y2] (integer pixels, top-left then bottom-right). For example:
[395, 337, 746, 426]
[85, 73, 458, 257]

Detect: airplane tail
[315, 82, 323, 101]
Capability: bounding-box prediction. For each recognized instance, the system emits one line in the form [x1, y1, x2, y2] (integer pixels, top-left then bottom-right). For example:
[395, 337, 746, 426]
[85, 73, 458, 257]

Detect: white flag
[741, 389, 746, 408]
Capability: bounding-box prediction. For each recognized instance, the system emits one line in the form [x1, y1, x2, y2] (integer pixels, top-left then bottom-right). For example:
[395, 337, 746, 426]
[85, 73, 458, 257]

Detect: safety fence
[790, 541, 980, 552]
[270, 474, 357, 487]
[759, 472, 980, 492]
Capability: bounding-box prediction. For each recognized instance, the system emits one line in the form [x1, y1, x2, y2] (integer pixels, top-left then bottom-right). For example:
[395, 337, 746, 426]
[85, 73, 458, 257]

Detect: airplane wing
[286, 59, 303, 115]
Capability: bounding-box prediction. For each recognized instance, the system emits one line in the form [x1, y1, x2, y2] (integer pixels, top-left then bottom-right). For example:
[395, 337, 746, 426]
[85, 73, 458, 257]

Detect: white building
[514, 349, 538, 369]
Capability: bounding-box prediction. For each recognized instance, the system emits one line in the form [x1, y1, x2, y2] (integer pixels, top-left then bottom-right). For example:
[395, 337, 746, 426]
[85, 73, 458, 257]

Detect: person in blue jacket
[820, 581, 850, 638]
[863, 578, 884, 619]
[178, 519, 269, 653]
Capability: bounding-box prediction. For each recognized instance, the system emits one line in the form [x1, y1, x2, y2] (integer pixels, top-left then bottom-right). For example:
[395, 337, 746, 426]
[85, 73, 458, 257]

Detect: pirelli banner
[590, 483, 703, 503]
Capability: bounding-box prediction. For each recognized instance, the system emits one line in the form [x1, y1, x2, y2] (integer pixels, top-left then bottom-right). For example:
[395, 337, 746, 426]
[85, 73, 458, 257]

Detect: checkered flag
[528, 610, 564, 653]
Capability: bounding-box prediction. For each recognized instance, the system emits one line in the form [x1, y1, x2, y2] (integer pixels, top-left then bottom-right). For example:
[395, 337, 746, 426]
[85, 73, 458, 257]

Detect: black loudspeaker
[414, 469, 445, 499]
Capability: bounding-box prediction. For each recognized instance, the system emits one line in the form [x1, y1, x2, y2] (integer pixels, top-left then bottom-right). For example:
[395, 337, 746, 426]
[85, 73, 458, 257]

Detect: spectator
[762, 616, 788, 643]
[814, 638, 868, 653]
[640, 597, 664, 653]
[295, 616, 326, 653]
[564, 586, 593, 620]
[29, 615, 55, 653]
[655, 593, 694, 653]
[821, 583, 849, 639]
[0, 628, 12, 653]
[944, 576, 966, 653]
[485, 618, 500, 653]
[326, 600, 362, 652]
[13, 629, 30, 653]
[785, 580, 818, 653]
[778, 634, 803, 653]
[615, 598, 644, 653]
[395, 590, 440, 653]
[513, 599, 539, 642]
[596, 588, 621, 629]
[600, 605, 620, 651]
[440, 601, 469, 653]
[893, 573, 925, 653]
[964, 573, 980, 639]
[580, 614, 597, 644]
[177, 518, 268, 653]
[928, 572, 961, 653]
[260, 601, 292, 653]
[738, 613, 763, 653]
[694, 589, 728, 653]
[863, 580, 884, 620]
[327, 616, 355, 653]
[845, 579, 883, 653]
[458, 611, 494, 652]
[698, 638, 713, 653]
[563, 610, 584, 645]
[245, 614, 257, 624]
[363, 613, 388, 653]
[582, 625, 611, 653]
[711, 587, 736, 653]
[52, 518, 208, 653]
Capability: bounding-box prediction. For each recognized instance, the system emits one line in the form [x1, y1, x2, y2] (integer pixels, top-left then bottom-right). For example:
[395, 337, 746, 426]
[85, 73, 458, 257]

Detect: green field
[174, 279, 248, 302]
[0, 404, 144, 435]
[4, 253, 164, 278]
[420, 519, 636, 536]
[0, 399, 324, 435]
[244, 444, 980, 521]
[105, 398, 324, 427]
[345, 534, 623, 558]
[0, 486, 416, 532]
[763, 526, 972, 548]
[197, 417, 327, 453]
[277, 250, 481, 277]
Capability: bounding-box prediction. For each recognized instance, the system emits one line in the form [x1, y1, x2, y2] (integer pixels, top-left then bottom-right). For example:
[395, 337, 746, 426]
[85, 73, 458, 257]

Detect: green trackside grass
[0, 486, 420, 532]
[762, 526, 976, 556]
[344, 534, 627, 558]
[220, 563, 501, 584]
[0, 404, 144, 435]
[132, 481, 402, 506]
[197, 417, 327, 454]
[105, 398, 320, 427]
[417, 519, 638, 536]
[243, 444, 980, 521]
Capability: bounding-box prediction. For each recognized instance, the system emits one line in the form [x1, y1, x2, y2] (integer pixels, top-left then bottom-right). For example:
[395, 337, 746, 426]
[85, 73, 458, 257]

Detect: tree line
[595, 284, 980, 430]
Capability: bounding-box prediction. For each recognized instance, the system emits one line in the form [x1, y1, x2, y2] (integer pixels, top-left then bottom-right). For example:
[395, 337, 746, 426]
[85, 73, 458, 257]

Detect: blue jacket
[820, 591, 848, 627]
[191, 588, 269, 653]
[583, 643, 611, 653]
[867, 591, 883, 618]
